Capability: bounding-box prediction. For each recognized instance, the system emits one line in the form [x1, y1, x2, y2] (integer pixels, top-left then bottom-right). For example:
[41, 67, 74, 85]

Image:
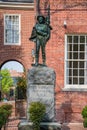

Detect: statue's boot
[35, 58, 39, 66]
[35, 62, 38, 66]
[43, 59, 46, 66]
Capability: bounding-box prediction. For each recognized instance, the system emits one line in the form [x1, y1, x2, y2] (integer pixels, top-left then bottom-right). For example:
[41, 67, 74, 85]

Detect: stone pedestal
[27, 66, 56, 121]
[18, 66, 61, 130]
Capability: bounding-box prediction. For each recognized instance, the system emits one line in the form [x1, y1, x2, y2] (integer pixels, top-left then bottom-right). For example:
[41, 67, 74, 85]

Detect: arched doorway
[0, 60, 26, 102]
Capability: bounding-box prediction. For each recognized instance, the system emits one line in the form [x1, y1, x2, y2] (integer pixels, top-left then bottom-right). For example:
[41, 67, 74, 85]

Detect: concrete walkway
[2, 119, 87, 130]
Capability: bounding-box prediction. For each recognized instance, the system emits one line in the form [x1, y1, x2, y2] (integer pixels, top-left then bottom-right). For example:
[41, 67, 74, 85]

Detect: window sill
[4, 43, 21, 46]
[62, 87, 87, 92]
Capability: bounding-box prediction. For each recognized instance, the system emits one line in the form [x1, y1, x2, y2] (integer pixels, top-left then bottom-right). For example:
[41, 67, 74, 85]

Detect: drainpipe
[35, 0, 40, 17]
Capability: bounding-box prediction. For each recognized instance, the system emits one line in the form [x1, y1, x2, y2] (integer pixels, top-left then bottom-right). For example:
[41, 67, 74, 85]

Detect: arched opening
[0, 60, 27, 102]
[1, 60, 24, 72]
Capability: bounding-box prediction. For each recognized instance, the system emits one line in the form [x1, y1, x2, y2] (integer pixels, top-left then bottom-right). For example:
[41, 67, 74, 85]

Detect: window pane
[67, 62, 73, 69]
[73, 69, 78, 76]
[79, 61, 84, 68]
[66, 77, 72, 84]
[80, 44, 85, 51]
[73, 44, 78, 51]
[79, 69, 84, 76]
[69, 77, 72, 84]
[73, 52, 78, 59]
[69, 61, 72, 68]
[74, 36, 78, 43]
[69, 69, 72, 76]
[73, 61, 78, 68]
[14, 30, 19, 43]
[68, 44, 72, 51]
[80, 53, 84, 59]
[67, 36, 72, 43]
[80, 36, 85, 43]
[79, 78, 84, 84]
[73, 78, 78, 84]
[15, 16, 19, 23]
[67, 52, 72, 59]
[67, 61, 72, 68]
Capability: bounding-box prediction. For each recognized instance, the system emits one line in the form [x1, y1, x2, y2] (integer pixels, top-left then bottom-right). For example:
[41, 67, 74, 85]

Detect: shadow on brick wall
[55, 99, 73, 122]
[55, 100, 73, 130]
[62, 100, 73, 123]
[0, 18, 3, 44]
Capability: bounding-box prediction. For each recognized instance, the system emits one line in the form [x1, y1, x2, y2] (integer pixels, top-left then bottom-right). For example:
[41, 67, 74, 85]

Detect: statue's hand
[37, 30, 47, 36]
[44, 34, 50, 43]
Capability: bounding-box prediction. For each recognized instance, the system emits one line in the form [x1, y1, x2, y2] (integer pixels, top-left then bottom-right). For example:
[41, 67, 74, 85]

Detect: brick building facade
[0, 0, 87, 124]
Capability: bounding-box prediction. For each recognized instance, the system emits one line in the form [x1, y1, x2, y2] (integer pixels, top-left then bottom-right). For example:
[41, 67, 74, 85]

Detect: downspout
[36, 0, 40, 16]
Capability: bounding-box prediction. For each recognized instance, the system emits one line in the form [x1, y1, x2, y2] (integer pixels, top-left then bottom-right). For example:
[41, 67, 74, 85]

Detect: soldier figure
[29, 15, 52, 66]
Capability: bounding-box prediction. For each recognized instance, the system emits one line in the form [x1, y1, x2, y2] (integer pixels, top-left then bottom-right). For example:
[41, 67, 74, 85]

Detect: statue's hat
[37, 15, 45, 21]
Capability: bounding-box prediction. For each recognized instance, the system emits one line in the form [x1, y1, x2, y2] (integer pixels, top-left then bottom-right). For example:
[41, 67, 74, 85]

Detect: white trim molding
[0, 2, 34, 9]
[62, 86, 87, 92]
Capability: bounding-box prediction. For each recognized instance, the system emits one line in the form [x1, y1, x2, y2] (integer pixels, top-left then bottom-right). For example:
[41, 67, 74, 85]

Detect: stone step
[18, 121, 61, 130]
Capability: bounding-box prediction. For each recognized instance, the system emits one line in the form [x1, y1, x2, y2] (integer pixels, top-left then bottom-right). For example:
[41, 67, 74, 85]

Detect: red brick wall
[0, 0, 87, 123]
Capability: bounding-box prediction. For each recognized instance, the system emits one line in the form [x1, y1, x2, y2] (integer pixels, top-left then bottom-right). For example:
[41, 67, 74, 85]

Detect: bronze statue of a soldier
[29, 15, 52, 66]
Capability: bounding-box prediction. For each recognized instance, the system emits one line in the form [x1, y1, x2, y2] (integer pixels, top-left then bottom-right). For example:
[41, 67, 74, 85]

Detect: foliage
[0, 69, 13, 94]
[1, 104, 12, 112]
[83, 118, 87, 128]
[28, 102, 46, 130]
[0, 104, 12, 129]
[0, 109, 8, 129]
[16, 72, 27, 99]
[82, 106, 87, 127]
[82, 106, 87, 118]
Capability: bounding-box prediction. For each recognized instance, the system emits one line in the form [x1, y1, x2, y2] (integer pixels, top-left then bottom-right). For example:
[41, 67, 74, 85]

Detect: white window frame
[64, 34, 87, 91]
[4, 14, 21, 45]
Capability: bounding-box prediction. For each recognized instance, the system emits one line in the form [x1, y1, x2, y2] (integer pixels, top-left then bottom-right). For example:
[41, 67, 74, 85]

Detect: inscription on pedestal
[29, 85, 54, 100]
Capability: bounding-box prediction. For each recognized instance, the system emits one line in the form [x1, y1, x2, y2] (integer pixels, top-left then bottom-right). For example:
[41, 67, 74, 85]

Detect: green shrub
[1, 104, 12, 110]
[82, 106, 87, 118]
[81, 106, 87, 128]
[0, 104, 12, 130]
[28, 102, 46, 130]
[83, 118, 87, 128]
[0, 109, 8, 129]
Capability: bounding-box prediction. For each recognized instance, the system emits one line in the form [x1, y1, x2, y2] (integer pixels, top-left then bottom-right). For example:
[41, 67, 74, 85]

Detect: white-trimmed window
[4, 14, 21, 45]
[65, 35, 87, 89]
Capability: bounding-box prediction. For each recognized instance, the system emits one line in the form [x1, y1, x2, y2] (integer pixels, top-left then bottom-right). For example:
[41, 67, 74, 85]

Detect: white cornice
[0, 2, 34, 9]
